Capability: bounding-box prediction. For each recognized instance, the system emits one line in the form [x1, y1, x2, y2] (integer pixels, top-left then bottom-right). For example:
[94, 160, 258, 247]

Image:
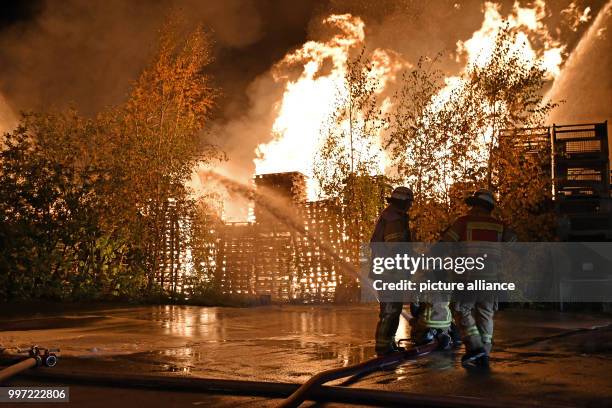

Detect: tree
[385, 56, 459, 241]
[386, 25, 558, 241]
[313, 51, 392, 301]
[455, 25, 558, 239]
[314, 51, 391, 244]
[0, 14, 223, 302]
[109, 16, 222, 293]
[0, 113, 146, 301]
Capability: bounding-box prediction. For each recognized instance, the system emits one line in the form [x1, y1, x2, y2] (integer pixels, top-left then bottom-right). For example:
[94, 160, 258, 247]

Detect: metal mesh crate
[557, 198, 601, 213]
[553, 122, 609, 198]
[570, 215, 612, 231]
[567, 167, 605, 182]
[564, 139, 602, 155]
[554, 128, 597, 140]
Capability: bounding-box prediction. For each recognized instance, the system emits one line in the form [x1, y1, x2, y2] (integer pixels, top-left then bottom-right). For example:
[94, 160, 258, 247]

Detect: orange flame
[456, 1, 564, 77]
[238, 2, 569, 213]
[253, 14, 403, 199]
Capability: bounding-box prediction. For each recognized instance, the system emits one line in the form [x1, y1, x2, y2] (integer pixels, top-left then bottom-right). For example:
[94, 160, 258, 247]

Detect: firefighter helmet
[465, 189, 495, 211]
[387, 186, 414, 202]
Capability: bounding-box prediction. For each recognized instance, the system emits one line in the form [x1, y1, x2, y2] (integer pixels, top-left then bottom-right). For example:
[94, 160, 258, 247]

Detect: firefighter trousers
[453, 300, 495, 353]
[414, 301, 452, 340]
[375, 302, 403, 353]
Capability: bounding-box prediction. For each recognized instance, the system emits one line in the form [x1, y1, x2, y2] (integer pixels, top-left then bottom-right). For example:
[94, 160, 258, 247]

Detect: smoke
[547, 0, 612, 161]
[207, 73, 286, 220]
[0, 1, 161, 116]
[0, 93, 17, 136]
[547, 0, 612, 123]
[0, 0, 609, 220]
[0, 0, 319, 115]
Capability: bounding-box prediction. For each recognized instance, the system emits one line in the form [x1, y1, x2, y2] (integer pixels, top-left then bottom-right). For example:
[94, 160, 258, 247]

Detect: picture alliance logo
[371, 253, 489, 275]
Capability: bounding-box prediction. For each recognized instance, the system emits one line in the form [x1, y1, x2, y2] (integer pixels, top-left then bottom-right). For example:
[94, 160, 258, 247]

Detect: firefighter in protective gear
[371, 186, 414, 356]
[412, 248, 454, 349]
[443, 189, 516, 368]
[414, 301, 453, 349]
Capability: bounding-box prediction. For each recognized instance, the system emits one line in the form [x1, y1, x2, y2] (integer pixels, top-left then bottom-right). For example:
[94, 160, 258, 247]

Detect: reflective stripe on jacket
[441, 208, 516, 243]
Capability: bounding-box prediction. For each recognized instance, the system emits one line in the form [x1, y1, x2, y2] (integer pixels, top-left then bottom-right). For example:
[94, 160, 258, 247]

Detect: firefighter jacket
[441, 207, 516, 243]
[369, 203, 411, 280]
[370, 204, 411, 243]
[441, 207, 516, 282]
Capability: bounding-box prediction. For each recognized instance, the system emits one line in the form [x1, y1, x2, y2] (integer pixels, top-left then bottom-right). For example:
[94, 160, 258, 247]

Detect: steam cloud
[548, 1, 612, 124]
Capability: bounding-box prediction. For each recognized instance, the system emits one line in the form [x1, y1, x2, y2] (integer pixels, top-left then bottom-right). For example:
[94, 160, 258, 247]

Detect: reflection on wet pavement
[1, 305, 611, 405]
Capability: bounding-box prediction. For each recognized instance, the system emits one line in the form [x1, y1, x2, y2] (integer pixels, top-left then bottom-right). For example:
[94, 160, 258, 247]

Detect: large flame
[250, 2, 569, 205]
[421, 1, 567, 189]
[444, 0, 565, 121]
[456, 1, 564, 77]
[253, 14, 401, 199]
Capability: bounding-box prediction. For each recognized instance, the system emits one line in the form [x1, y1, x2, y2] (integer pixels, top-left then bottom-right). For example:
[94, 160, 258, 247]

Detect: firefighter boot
[415, 302, 452, 348]
[450, 322, 462, 348]
[436, 330, 452, 350]
[375, 302, 403, 356]
[477, 353, 490, 368]
[416, 328, 451, 350]
[461, 348, 487, 368]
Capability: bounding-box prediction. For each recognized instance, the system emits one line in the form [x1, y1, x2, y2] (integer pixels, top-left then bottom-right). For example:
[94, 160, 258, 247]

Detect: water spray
[202, 170, 414, 321]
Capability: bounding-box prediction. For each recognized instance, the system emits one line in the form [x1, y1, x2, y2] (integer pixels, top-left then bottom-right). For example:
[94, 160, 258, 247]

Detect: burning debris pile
[216, 172, 353, 303]
[211, 1, 585, 239]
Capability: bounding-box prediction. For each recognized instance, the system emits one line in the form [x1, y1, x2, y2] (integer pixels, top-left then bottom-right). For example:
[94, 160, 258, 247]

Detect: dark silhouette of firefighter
[440, 188, 516, 368]
[370, 186, 414, 356]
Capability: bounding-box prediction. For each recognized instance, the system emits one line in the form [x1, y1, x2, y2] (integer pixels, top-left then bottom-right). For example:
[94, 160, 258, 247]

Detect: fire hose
[0, 346, 59, 384]
[277, 340, 439, 408]
[1, 346, 567, 408]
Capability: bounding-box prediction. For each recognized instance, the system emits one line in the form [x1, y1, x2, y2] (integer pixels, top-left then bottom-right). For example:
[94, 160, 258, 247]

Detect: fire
[253, 14, 401, 200]
[431, 1, 565, 148]
[456, 1, 564, 77]
[251, 2, 568, 204]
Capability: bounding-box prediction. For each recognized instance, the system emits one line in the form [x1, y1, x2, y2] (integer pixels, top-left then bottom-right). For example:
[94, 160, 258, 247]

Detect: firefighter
[371, 186, 414, 356]
[442, 188, 516, 368]
[412, 228, 464, 349]
[413, 291, 453, 348]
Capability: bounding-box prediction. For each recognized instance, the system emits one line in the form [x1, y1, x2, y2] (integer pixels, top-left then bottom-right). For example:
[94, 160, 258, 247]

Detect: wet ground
[1, 304, 611, 407]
